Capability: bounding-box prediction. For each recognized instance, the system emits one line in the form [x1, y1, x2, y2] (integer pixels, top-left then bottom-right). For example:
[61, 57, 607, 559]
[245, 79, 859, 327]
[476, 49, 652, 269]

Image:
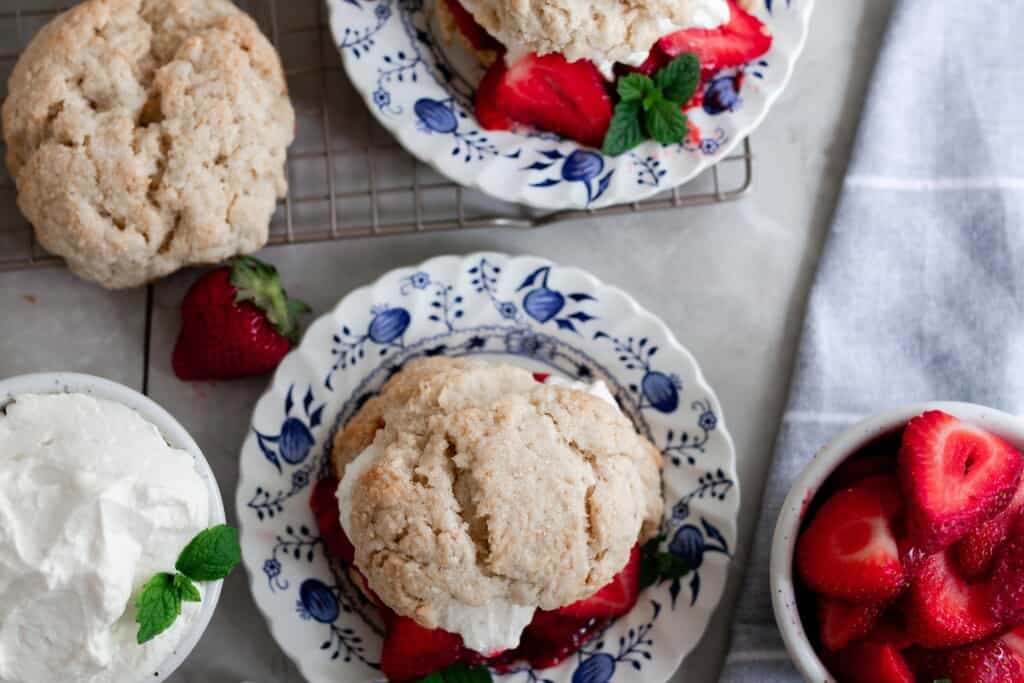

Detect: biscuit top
[458, 0, 730, 67]
[332, 358, 663, 636]
[2, 0, 294, 288]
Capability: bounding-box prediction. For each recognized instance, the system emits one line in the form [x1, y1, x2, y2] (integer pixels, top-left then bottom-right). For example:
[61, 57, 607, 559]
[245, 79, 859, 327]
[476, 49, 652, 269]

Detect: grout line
[142, 285, 154, 396]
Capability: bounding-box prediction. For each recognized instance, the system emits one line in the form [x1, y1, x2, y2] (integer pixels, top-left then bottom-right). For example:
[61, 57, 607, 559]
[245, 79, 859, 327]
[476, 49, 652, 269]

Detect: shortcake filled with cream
[310, 357, 665, 682]
[435, 0, 773, 153]
[0, 393, 210, 683]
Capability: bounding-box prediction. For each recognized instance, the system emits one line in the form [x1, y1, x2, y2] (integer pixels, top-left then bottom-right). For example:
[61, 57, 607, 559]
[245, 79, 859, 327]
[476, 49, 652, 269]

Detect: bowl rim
[0, 372, 226, 683]
[769, 401, 1024, 682]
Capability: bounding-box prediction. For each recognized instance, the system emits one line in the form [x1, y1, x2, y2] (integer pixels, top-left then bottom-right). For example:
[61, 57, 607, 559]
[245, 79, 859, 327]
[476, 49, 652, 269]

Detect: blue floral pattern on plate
[326, 0, 813, 210]
[237, 253, 740, 683]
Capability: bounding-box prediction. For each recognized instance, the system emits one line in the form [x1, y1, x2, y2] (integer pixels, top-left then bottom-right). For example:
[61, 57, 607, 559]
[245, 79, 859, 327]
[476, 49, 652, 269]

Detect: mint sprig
[175, 525, 242, 581]
[418, 663, 493, 683]
[135, 524, 241, 644]
[638, 534, 690, 589]
[602, 53, 701, 157]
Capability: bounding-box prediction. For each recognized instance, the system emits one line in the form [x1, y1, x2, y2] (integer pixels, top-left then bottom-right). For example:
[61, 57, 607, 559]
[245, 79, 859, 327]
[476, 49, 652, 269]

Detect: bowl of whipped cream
[0, 372, 225, 683]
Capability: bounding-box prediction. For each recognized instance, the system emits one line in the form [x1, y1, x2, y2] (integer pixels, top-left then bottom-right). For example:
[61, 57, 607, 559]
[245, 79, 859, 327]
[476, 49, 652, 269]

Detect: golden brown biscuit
[2, 0, 294, 288]
[333, 357, 663, 630]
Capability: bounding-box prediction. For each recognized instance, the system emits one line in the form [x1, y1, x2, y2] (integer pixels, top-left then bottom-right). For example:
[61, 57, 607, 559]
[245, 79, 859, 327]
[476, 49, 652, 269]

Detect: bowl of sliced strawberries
[771, 402, 1024, 683]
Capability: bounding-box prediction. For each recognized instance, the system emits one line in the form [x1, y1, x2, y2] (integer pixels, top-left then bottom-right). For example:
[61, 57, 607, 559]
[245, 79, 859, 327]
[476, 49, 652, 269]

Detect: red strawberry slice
[558, 544, 640, 620]
[921, 637, 1023, 683]
[957, 477, 1024, 580]
[818, 597, 885, 651]
[310, 476, 355, 565]
[474, 53, 613, 148]
[1003, 627, 1024, 671]
[474, 59, 514, 130]
[866, 610, 915, 651]
[532, 372, 550, 383]
[658, 0, 773, 77]
[380, 616, 476, 682]
[905, 549, 1003, 648]
[899, 411, 1023, 553]
[443, 0, 502, 53]
[990, 515, 1024, 624]
[795, 476, 906, 602]
[829, 641, 915, 683]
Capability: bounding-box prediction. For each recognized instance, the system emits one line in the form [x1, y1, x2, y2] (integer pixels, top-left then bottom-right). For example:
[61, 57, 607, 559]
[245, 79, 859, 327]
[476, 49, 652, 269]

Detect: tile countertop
[0, 2, 893, 681]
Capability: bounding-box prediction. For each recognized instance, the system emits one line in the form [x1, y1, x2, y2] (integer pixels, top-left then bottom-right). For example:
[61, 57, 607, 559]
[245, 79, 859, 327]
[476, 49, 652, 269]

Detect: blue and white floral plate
[237, 253, 740, 683]
[326, 0, 812, 210]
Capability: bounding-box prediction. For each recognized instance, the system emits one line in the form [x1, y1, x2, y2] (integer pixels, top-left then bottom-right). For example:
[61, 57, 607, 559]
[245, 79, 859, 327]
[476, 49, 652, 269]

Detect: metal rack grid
[0, 0, 753, 273]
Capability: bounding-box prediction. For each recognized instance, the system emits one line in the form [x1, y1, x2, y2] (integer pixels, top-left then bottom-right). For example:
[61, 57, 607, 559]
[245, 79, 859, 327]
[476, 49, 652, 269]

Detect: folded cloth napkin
[720, 1, 1024, 680]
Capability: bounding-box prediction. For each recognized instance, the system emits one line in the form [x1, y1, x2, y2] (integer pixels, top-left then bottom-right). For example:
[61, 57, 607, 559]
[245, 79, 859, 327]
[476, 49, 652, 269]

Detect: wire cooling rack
[0, 0, 753, 273]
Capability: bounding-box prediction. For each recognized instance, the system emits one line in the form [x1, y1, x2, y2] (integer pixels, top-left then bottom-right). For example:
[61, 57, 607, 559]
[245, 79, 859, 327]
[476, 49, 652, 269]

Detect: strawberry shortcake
[436, 0, 773, 154]
[310, 357, 665, 681]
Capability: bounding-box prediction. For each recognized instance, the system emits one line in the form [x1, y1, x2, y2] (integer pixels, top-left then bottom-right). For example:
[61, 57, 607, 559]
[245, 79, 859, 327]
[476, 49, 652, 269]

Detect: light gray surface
[0, 1, 893, 681]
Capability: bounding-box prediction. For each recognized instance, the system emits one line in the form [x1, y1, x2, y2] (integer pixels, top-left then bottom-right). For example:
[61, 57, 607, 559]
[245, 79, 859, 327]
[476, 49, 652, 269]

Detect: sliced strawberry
[957, 478, 1024, 580]
[990, 515, 1024, 624]
[475, 53, 613, 148]
[504, 609, 606, 670]
[473, 52, 513, 130]
[899, 411, 1023, 553]
[532, 372, 550, 383]
[796, 477, 906, 602]
[830, 641, 914, 683]
[380, 616, 474, 682]
[310, 476, 355, 565]
[443, 0, 502, 52]
[818, 597, 885, 651]
[923, 637, 1023, 683]
[658, 0, 773, 77]
[1003, 627, 1024, 671]
[905, 549, 1003, 648]
[558, 544, 640, 620]
[867, 609, 915, 651]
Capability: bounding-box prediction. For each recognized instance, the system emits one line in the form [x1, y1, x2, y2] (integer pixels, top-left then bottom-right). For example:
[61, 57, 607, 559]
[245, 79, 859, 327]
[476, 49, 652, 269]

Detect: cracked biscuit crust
[458, 0, 730, 65]
[332, 357, 664, 628]
[2, 0, 294, 288]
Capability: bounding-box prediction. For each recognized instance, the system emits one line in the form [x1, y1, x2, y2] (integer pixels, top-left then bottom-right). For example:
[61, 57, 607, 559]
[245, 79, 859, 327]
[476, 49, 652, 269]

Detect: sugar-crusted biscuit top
[2, 0, 294, 288]
[457, 0, 731, 66]
[332, 357, 664, 629]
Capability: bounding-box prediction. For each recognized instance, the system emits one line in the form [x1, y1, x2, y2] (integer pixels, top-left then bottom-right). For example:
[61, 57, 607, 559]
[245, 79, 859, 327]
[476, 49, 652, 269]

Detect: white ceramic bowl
[0, 372, 226, 683]
[769, 401, 1024, 682]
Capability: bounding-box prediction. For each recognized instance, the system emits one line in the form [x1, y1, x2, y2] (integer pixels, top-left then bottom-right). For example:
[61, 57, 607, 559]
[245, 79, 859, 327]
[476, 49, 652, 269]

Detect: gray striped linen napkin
[719, 1, 1024, 680]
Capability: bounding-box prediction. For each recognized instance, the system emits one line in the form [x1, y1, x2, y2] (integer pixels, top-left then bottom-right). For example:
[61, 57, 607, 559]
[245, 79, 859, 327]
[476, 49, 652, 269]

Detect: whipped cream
[336, 376, 620, 654]
[458, 0, 730, 80]
[0, 393, 210, 683]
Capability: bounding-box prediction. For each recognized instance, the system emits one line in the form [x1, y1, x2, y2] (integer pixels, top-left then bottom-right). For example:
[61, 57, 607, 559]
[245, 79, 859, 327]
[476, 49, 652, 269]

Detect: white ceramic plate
[237, 253, 739, 682]
[326, 0, 813, 210]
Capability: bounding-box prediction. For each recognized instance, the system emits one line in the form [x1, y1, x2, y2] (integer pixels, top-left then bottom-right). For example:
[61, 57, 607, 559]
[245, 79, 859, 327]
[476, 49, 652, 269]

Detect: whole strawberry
[172, 256, 310, 381]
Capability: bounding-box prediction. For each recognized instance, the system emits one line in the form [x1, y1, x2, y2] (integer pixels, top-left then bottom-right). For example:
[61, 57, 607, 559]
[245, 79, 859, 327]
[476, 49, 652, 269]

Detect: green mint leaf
[617, 73, 653, 103]
[638, 535, 665, 589]
[175, 524, 241, 582]
[173, 573, 202, 602]
[655, 552, 690, 581]
[655, 53, 701, 104]
[644, 93, 689, 146]
[417, 663, 493, 683]
[135, 573, 182, 644]
[601, 100, 645, 157]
